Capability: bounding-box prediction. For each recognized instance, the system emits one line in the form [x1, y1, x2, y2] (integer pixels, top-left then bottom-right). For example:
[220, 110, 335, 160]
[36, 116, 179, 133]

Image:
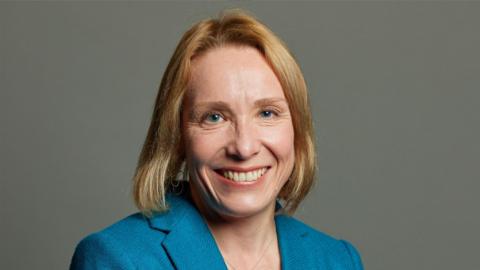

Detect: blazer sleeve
[340, 240, 364, 270]
[69, 232, 135, 270]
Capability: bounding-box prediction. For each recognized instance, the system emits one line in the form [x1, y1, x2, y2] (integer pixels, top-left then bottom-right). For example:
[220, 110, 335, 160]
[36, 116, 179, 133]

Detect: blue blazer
[70, 192, 363, 270]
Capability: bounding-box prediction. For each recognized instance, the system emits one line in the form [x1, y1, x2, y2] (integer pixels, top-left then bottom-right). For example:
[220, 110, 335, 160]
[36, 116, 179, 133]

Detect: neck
[206, 203, 277, 252]
[189, 187, 280, 269]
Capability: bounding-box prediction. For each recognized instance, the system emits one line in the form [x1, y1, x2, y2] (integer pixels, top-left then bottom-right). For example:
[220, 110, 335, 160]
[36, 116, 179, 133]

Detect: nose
[226, 121, 260, 161]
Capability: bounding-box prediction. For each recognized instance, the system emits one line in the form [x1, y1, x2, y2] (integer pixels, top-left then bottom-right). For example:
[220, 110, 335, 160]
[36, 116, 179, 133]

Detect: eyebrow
[193, 98, 288, 109]
[253, 97, 288, 107]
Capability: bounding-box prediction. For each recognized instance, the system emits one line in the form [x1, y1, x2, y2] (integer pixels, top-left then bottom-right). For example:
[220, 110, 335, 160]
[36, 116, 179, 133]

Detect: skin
[182, 45, 295, 269]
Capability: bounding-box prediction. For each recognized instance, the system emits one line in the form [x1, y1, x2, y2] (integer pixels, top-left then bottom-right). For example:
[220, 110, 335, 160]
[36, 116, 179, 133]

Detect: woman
[70, 9, 363, 270]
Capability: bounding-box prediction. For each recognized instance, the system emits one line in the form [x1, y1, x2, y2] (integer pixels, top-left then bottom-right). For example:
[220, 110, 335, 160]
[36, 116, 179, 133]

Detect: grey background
[1, 2, 479, 270]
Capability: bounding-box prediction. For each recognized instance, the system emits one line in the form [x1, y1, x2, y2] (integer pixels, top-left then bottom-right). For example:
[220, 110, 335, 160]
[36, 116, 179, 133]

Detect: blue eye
[260, 110, 274, 118]
[205, 113, 223, 123]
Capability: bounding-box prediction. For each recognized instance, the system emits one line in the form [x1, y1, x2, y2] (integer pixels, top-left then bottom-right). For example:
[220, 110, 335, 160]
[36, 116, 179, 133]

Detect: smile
[216, 167, 269, 182]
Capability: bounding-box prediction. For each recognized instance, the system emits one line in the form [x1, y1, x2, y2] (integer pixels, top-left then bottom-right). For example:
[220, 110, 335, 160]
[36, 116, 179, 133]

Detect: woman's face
[182, 46, 295, 220]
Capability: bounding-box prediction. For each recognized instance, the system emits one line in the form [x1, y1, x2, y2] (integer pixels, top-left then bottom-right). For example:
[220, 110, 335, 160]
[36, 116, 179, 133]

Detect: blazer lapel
[275, 215, 318, 270]
[148, 193, 227, 270]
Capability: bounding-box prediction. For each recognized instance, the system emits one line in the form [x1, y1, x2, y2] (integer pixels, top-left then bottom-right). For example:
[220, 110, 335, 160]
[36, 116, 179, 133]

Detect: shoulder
[70, 213, 171, 270]
[70, 192, 199, 270]
[276, 215, 364, 270]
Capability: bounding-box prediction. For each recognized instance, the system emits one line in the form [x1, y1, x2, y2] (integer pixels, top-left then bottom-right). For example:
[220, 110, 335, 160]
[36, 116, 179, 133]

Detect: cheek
[184, 128, 227, 165]
[261, 122, 295, 162]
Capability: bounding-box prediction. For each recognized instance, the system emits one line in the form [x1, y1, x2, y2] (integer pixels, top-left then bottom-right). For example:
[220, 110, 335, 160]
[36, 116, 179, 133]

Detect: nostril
[230, 154, 245, 162]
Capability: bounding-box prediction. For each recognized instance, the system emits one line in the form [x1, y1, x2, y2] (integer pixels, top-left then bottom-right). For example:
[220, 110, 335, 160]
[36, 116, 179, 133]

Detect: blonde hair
[133, 9, 316, 215]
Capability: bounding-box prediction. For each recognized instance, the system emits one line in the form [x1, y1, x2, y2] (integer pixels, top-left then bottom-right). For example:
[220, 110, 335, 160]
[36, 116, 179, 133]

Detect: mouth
[214, 167, 270, 183]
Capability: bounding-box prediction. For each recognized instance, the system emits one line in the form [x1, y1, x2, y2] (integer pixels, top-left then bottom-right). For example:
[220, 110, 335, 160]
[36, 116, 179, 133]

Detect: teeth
[221, 168, 268, 182]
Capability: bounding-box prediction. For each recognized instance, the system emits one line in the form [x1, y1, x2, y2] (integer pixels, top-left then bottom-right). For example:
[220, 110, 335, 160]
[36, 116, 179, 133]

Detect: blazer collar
[148, 190, 308, 270]
[148, 192, 227, 270]
[275, 215, 317, 270]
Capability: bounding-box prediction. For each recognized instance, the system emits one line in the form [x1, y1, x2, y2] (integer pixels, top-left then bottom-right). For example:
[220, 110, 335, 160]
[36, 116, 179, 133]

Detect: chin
[215, 195, 274, 219]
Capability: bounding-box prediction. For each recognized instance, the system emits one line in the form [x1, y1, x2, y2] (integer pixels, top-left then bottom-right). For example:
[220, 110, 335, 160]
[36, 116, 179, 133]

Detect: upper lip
[215, 166, 270, 173]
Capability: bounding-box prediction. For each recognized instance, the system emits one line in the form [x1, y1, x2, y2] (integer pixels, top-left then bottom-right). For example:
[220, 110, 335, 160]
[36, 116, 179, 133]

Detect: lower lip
[214, 169, 269, 188]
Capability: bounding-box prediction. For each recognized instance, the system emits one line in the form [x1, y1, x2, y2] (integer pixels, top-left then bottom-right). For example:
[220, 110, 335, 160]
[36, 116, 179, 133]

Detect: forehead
[186, 46, 285, 102]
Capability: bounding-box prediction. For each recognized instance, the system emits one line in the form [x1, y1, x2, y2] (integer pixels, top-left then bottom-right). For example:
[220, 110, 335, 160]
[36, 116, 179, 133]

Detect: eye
[259, 110, 276, 119]
[204, 112, 224, 124]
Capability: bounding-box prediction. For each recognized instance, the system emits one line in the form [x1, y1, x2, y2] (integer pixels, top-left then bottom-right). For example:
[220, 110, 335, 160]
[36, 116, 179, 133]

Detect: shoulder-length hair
[133, 8, 316, 215]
